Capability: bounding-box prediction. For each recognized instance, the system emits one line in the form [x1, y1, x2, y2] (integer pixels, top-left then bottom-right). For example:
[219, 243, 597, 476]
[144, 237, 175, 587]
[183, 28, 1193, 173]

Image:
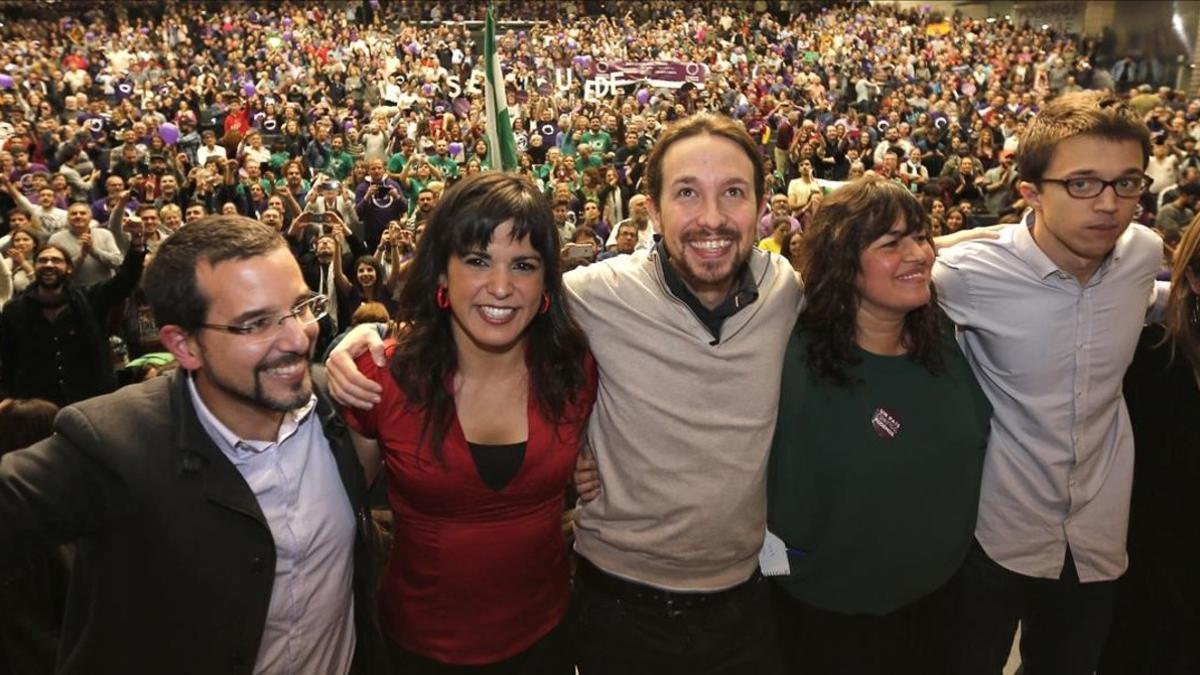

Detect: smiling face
[856, 216, 935, 324]
[945, 209, 964, 232]
[1020, 135, 1144, 278]
[788, 231, 804, 259]
[188, 247, 318, 430]
[441, 219, 544, 356]
[356, 261, 377, 288]
[648, 133, 759, 305]
[11, 230, 35, 254]
[34, 245, 71, 290]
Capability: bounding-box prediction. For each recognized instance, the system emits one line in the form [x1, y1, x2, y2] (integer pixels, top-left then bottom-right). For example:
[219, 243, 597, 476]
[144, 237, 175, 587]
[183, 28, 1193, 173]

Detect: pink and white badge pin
[870, 407, 901, 439]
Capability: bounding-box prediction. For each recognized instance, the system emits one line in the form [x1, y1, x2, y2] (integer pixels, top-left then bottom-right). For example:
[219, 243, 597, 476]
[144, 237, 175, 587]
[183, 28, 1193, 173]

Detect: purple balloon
[243, 82, 257, 98]
[636, 88, 650, 105]
[158, 122, 180, 145]
[448, 142, 464, 156]
[0, 74, 12, 89]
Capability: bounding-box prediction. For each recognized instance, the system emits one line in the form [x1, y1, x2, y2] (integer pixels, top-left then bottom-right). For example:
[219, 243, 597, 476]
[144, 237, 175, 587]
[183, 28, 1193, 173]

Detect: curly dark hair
[391, 172, 590, 460]
[798, 176, 945, 386]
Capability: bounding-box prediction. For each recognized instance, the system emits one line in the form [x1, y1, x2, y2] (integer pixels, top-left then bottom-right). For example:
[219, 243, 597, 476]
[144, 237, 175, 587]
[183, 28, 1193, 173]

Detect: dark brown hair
[798, 177, 944, 386]
[0, 398, 59, 455]
[1017, 91, 1151, 184]
[644, 112, 765, 206]
[1160, 213, 1200, 370]
[142, 215, 286, 332]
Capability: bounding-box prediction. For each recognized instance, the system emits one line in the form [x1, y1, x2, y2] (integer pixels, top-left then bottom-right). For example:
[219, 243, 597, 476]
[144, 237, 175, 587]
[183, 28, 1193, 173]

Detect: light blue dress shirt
[188, 375, 356, 674]
[934, 221, 1167, 582]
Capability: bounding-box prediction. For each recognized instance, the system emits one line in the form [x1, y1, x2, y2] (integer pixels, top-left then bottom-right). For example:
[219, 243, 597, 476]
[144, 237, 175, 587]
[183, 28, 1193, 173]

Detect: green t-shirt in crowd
[387, 151, 410, 174]
[427, 154, 459, 179]
[580, 130, 613, 153]
[268, 151, 292, 173]
[405, 176, 430, 215]
[767, 323, 991, 615]
[576, 152, 604, 171]
[328, 151, 354, 181]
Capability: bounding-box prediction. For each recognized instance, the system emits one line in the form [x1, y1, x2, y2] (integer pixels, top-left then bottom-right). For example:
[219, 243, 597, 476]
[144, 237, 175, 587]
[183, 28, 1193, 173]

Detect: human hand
[79, 232, 93, 255]
[125, 219, 146, 246]
[287, 212, 310, 237]
[325, 324, 386, 408]
[573, 444, 601, 503]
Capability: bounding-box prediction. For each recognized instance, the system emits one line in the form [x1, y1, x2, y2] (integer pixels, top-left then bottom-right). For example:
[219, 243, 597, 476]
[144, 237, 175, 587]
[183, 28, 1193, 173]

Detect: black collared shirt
[654, 240, 759, 344]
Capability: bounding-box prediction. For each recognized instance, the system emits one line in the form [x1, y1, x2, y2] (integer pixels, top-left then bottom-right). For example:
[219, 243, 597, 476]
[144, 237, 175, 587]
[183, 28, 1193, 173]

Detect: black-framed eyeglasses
[199, 294, 328, 342]
[1038, 175, 1152, 199]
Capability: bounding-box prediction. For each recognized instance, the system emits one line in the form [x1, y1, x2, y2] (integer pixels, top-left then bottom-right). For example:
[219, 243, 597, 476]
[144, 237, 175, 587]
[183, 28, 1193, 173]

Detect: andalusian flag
[484, 5, 518, 171]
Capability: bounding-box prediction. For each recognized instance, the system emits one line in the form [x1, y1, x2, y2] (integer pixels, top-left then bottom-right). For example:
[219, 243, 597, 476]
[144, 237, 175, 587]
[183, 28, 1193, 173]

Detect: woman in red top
[342, 172, 595, 674]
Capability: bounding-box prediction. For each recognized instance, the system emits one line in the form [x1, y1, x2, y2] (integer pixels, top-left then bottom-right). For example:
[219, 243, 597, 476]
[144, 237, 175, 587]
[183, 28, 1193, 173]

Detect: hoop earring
[436, 286, 449, 309]
[540, 292, 551, 315]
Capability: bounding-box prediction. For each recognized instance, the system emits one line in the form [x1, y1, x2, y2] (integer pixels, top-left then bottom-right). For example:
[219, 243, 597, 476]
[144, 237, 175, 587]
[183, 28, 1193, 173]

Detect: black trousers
[953, 539, 1117, 675]
[571, 557, 784, 675]
[774, 574, 959, 675]
[384, 619, 573, 675]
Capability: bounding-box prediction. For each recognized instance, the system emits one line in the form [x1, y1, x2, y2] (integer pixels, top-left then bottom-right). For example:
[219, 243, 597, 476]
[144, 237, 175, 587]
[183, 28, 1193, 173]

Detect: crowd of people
[1, 1, 1199, 674]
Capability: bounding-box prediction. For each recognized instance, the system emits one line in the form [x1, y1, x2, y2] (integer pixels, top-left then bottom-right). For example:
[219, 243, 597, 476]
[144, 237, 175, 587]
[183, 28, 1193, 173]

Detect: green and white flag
[484, 4, 519, 172]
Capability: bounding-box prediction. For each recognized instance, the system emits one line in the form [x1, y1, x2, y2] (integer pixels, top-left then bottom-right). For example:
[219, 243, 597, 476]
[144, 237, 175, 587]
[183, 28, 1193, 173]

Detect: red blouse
[342, 343, 596, 665]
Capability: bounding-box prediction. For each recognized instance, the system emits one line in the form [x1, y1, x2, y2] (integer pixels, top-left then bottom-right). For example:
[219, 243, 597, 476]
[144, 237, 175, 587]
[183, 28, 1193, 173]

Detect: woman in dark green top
[768, 177, 991, 674]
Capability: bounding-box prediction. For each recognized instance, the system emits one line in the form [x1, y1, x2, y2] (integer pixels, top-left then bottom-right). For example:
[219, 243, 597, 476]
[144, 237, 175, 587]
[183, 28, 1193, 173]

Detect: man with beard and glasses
[0, 216, 385, 675]
[0, 226, 146, 406]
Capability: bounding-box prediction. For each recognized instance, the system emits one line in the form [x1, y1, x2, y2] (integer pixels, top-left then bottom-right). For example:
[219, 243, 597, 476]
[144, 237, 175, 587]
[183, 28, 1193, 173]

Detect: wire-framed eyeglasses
[199, 294, 328, 343]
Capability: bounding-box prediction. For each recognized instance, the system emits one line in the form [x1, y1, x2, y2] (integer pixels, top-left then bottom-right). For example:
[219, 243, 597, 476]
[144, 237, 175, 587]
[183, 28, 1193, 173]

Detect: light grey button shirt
[934, 222, 1167, 582]
[188, 375, 356, 675]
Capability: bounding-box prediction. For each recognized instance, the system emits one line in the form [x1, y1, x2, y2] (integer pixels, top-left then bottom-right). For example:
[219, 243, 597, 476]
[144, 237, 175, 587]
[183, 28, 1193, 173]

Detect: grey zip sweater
[567, 247, 803, 591]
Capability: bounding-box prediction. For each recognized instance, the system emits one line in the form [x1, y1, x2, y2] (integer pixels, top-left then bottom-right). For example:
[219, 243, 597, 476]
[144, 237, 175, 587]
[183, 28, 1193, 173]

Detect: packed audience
[1, 1, 1198, 673]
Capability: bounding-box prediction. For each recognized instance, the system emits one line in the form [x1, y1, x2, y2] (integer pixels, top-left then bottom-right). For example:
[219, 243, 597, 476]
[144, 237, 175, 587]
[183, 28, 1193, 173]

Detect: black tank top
[466, 441, 526, 491]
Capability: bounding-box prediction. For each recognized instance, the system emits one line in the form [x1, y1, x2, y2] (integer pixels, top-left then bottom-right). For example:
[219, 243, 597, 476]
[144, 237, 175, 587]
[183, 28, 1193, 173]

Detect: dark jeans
[774, 574, 959, 675]
[384, 619, 573, 675]
[954, 539, 1117, 675]
[571, 557, 784, 675]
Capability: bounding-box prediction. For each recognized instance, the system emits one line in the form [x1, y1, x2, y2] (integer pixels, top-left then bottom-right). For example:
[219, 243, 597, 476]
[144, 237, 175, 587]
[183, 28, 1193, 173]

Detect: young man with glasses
[0, 216, 385, 675]
[934, 91, 1168, 674]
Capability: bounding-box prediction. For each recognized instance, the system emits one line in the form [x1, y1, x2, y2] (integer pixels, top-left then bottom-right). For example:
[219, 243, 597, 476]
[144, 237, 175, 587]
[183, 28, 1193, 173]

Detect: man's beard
[36, 269, 66, 291]
[202, 348, 313, 414]
[671, 225, 749, 291]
